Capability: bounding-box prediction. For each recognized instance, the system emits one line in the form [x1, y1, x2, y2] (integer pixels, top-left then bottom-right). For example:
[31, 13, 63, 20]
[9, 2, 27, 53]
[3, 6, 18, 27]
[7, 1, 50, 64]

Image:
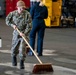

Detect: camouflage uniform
[6, 10, 32, 60]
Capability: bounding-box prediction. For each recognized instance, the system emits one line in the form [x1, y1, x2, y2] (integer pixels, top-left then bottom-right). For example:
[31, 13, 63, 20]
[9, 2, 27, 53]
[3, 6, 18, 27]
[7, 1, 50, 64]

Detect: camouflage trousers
[11, 33, 29, 60]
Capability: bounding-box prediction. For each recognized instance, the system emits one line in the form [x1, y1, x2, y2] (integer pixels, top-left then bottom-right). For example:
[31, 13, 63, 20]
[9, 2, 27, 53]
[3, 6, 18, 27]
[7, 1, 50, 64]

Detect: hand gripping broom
[16, 28, 53, 74]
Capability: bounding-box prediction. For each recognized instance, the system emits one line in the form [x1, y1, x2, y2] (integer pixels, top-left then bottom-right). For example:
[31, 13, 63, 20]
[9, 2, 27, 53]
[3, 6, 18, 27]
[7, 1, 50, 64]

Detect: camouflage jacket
[6, 10, 32, 35]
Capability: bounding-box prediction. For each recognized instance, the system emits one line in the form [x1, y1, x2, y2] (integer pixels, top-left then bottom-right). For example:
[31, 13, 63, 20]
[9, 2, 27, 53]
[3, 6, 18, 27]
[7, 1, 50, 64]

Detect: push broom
[16, 28, 53, 74]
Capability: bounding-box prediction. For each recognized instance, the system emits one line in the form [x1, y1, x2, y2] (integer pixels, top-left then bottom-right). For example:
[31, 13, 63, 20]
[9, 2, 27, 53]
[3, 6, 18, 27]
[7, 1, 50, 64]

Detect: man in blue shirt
[28, 0, 48, 56]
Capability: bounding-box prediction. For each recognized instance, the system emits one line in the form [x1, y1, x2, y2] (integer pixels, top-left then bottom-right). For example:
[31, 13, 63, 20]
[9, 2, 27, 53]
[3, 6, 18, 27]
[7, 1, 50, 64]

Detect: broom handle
[16, 28, 43, 64]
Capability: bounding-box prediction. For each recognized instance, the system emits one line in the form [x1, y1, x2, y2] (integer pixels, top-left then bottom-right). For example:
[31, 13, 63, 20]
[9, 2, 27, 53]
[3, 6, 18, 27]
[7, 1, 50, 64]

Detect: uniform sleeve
[44, 6, 48, 19]
[24, 12, 32, 35]
[30, 5, 35, 19]
[5, 12, 14, 28]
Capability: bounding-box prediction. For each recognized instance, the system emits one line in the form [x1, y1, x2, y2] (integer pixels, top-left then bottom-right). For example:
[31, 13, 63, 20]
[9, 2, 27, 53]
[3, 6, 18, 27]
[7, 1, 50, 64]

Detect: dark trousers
[29, 21, 45, 55]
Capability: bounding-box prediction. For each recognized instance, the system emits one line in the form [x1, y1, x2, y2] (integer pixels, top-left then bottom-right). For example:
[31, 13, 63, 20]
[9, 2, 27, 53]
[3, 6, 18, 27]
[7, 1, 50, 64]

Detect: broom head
[32, 63, 53, 74]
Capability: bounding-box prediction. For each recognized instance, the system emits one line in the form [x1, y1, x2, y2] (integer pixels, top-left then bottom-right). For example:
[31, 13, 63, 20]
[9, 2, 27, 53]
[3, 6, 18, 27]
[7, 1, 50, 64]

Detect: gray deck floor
[0, 18, 76, 75]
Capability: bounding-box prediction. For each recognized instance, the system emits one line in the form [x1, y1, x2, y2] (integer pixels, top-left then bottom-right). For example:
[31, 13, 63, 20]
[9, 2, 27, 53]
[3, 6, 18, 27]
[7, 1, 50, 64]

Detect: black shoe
[38, 54, 43, 56]
[20, 66, 25, 69]
[20, 60, 25, 69]
[12, 56, 17, 66]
